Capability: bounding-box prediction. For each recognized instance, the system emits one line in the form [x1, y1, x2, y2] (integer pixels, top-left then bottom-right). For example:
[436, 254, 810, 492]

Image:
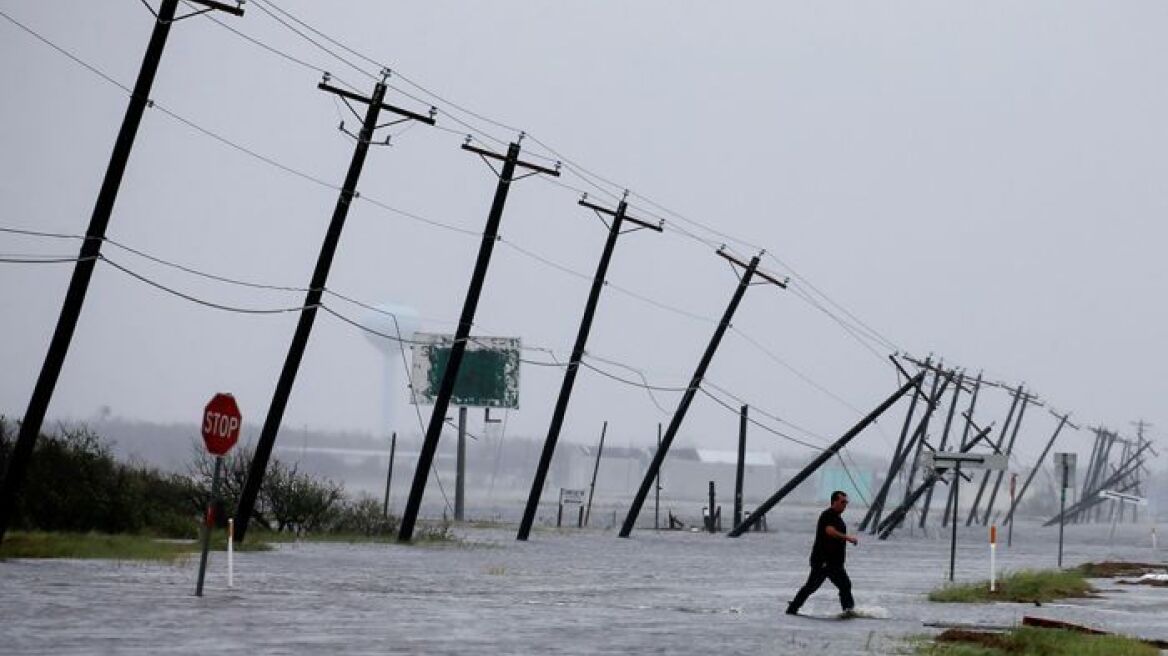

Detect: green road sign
[409, 333, 520, 408]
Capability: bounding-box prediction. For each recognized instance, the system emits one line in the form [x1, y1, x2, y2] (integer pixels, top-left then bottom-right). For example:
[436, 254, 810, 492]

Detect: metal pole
[707, 481, 717, 533]
[620, 255, 762, 538]
[517, 198, 657, 540]
[235, 78, 391, 543]
[0, 0, 184, 544]
[383, 432, 396, 518]
[196, 455, 223, 597]
[728, 373, 924, 537]
[735, 405, 747, 528]
[950, 462, 960, 582]
[1058, 460, 1067, 568]
[654, 423, 662, 530]
[399, 142, 521, 542]
[1007, 474, 1015, 547]
[583, 421, 607, 527]
[456, 407, 466, 521]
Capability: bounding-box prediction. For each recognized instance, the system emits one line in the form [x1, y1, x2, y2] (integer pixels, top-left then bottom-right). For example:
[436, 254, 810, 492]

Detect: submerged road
[2, 508, 1165, 654]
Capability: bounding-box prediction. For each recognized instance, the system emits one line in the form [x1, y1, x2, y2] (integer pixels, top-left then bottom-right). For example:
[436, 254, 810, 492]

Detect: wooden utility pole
[236, 72, 435, 542]
[0, 0, 246, 546]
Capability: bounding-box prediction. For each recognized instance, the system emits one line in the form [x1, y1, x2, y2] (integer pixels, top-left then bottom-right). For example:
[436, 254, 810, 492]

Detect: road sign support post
[950, 462, 960, 582]
[735, 405, 747, 528]
[196, 455, 223, 597]
[456, 407, 467, 521]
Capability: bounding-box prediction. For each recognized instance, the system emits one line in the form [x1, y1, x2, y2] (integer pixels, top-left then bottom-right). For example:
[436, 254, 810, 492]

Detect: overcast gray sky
[1, 1, 1164, 466]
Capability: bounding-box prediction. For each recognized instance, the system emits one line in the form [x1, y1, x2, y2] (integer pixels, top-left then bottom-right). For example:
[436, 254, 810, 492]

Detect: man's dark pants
[789, 561, 854, 611]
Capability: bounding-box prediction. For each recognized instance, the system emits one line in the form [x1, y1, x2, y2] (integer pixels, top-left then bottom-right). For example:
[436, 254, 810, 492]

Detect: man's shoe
[839, 608, 857, 619]
[784, 604, 799, 615]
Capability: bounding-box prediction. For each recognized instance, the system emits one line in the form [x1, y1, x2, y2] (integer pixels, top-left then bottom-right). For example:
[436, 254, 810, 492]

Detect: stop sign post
[197, 393, 241, 597]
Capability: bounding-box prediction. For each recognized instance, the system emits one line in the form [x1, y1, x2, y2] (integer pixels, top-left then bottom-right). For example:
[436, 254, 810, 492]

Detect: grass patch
[0, 531, 269, 562]
[916, 627, 1158, 655]
[928, 569, 1094, 604]
[1077, 561, 1167, 578]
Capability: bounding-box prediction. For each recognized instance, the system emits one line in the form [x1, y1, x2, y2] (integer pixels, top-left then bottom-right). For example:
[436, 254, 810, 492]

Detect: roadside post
[1054, 452, 1076, 568]
[921, 450, 1007, 582]
[1007, 473, 1016, 547]
[227, 518, 234, 589]
[197, 393, 241, 597]
[989, 525, 997, 592]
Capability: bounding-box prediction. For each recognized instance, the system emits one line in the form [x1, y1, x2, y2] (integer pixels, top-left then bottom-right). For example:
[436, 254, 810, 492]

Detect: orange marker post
[989, 525, 998, 592]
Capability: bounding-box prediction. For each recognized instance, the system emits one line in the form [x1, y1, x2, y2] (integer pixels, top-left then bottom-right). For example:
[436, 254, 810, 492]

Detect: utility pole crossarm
[185, 0, 245, 16]
[318, 81, 437, 125]
[462, 143, 561, 177]
[578, 197, 662, 232]
[716, 248, 787, 288]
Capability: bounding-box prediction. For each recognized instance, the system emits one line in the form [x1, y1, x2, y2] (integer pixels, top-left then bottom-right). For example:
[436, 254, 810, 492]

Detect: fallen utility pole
[858, 356, 930, 532]
[981, 389, 1038, 525]
[966, 385, 1023, 526]
[1002, 411, 1073, 526]
[620, 249, 787, 538]
[1044, 440, 1152, 526]
[0, 0, 246, 546]
[901, 368, 950, 505]
[864, 370, 952, 535]
[235, 72, 435, 542]
[399, 137, 559, 542]
[728, 372, 925, 537]
[517, 192, 660, 541]
[918, 371, 964, 528]
[943, 372, 982, 528]
[877, 425, 992, 539]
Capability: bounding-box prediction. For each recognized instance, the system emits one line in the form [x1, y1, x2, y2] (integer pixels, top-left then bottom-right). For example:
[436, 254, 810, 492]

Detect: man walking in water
[786, 490, 858, 616]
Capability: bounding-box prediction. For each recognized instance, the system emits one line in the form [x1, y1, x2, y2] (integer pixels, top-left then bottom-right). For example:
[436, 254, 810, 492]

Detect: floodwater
[2, 508, 1166, 655]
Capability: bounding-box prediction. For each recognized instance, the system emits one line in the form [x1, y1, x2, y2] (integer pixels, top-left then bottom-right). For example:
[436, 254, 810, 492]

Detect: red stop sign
[202, 393, 241, 456]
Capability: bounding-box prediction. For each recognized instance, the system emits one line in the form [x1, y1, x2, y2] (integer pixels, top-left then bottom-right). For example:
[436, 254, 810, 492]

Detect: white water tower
[360, 302, 421, 437]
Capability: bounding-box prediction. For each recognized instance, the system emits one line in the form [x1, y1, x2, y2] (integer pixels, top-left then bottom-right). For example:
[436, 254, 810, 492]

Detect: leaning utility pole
[981, 389, 1036, 525]
[620, 249, 787, 538]
[943, 372, 982, 528]
[858, 357, 929, 532]
[517, 193, 661, 541]
[1002, 411, 1072, 526]
[966, 385, 1023, 526]
[918, 371, 964, 528]
[399, 137, 560, 542]
[583, 421, 607, 527]
[729, 372, 925, 537]
[0, 0, 245, 546]
[734, 405, 748, 528]
[235, 72, 435, 542]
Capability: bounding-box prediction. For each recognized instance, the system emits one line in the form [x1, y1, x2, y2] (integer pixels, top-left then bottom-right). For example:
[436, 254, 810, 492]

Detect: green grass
[928, 568, 1094, 603]
[0, 531, 270, 562]
[916, 627, 1158, 655]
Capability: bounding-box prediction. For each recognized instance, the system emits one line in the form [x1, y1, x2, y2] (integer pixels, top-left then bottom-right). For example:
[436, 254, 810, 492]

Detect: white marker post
[989, 525, 998, 592]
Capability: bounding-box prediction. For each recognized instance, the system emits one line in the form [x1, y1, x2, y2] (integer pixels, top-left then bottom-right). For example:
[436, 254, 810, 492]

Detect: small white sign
[922, 451, 1008, 471]
[1098, 489, 1147, 506]
[559, 488, 586, 505]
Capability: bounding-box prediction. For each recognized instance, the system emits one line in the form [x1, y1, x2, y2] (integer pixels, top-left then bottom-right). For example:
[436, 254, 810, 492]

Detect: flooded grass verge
[915, 627, 1158, 655]
[927, 569, 1094, 603]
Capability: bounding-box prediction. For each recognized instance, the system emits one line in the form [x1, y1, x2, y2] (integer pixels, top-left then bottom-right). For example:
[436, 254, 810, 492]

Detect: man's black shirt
[810, 508, 847, 566]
